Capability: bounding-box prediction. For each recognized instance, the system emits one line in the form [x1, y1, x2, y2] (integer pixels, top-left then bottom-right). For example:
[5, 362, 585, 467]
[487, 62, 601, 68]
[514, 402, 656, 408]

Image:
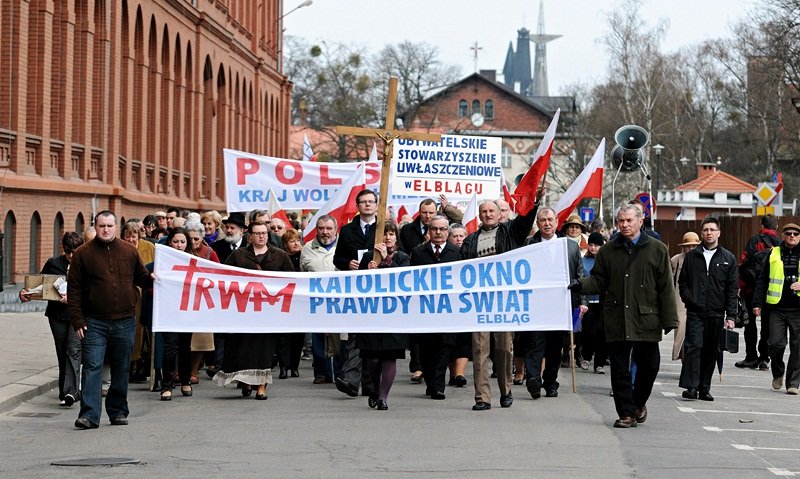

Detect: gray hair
[449, 223, 466, 234]
[316, 214, 338, 230]
[536, 207, 556, 219]
[430, 214, 450, 228]
[616, 204, 643, 220]
[184, 219, 205, 235]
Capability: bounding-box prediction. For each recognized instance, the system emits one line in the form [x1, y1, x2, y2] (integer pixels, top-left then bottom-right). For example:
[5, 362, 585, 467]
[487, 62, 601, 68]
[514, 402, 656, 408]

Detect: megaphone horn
[611, 125, 650, 173]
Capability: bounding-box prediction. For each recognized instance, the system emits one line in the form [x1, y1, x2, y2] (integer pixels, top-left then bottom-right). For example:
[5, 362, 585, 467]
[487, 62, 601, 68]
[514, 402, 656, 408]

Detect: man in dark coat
[410, 215, 461, 400]
[211, 212, 247, 263]
[573, 204, 678, 428]
[678, 216, 738, 401]
[331, 189, 378, 398]
[399, 198, 437, 253]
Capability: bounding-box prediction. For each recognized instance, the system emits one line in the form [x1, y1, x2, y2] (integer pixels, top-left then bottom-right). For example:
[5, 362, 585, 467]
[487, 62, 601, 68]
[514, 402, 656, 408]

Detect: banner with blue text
[152, 239, 571, 333]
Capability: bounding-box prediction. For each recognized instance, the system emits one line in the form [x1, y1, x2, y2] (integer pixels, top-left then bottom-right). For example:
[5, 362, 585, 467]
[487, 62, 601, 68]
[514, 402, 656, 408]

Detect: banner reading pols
[153, 239, 572, 333]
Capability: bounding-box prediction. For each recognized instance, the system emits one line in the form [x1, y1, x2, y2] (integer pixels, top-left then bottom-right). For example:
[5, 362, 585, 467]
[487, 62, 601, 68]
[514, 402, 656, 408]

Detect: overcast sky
[283, 0, 759, 95]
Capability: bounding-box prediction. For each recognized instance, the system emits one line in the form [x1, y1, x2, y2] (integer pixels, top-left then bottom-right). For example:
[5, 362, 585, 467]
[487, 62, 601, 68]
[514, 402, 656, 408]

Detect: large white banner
[390, 135, 502, 200]
[223, 148, 422, 212]
[152, 239, 572, 333]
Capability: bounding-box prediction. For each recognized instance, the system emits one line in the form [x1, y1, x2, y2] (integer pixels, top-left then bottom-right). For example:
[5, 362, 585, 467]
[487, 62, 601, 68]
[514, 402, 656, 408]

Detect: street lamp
[277, 0, 313, 72]
[652, 143, 664, 193]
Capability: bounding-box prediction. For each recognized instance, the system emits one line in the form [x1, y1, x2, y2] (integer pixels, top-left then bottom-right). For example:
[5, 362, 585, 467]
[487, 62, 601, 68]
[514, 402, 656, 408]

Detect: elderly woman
[213, 221, 294, 399]
[183, 220, 219, 382]
[357, 221, 409, 410]
[19, 232, 85, 406]
[276, 229, 305, 379]
[201, 210, 223, 246]
[121, 221, 155, 382]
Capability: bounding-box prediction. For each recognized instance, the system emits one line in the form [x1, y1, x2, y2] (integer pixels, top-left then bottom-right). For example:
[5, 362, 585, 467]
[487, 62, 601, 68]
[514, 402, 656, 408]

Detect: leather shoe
[313, 376, 332, 384]
[410, 372, 424, 383]
[291, 369, 299, 378]
[368, 395, 378, 409]
[63, 394, 76, 407]
[205, 366, 219, 378]
[513, 378, 524, 385]
[635, 405, 647, 423]
[545, 387, 558, 398]
[279, 368, 288, 379]
[454, 375, 467, 387]
[377, 399, 388, 410]
[430, 391, 446, 400]
[526, 378, 542, 399]
[734, 359, 758, 369]
[335, 378, 358, 397]
[255, 393, 268, 400]
[682, 388, 698, 400]
[74, 417, 98, 430]
[110, 416, 128, 426]
[613, 416, 638, 428]
[699, 391, 714, 401]
[758, 361, 770, 371]
[500, 393, 513, 408]
[472, 401, 491, 411]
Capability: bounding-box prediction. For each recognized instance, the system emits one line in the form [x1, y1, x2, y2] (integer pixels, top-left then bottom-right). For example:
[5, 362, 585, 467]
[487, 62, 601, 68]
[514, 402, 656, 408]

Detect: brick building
[0, 0, 291, 285]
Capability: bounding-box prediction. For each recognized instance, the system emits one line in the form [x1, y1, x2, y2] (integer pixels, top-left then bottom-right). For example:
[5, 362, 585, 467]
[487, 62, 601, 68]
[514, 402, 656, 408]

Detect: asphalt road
[1, 340, 799, 478]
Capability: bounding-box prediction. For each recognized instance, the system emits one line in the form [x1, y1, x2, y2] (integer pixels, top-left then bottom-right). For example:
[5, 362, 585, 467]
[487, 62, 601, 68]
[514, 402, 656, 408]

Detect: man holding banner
[460, 191, 542, 411]
[571, 204, 678, 428]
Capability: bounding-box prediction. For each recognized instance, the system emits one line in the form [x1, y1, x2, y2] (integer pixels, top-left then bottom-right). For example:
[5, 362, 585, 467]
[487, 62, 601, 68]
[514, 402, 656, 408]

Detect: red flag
[302, 165, 366, 243]
[512, 109, 560, 215]
[463, 193, 479, 234]
[554, 138, 605, 227]
[267, 188, 292, 229]
[501, 170, 516, 211]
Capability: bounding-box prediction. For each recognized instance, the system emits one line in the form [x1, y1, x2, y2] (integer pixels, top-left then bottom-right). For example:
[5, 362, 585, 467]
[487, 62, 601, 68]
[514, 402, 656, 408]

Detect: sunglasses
[785, 231, 800, 237]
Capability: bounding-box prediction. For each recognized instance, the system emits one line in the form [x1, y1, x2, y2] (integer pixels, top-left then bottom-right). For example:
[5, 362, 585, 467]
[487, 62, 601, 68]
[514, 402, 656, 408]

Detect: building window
[485, 100, 494, 120]
[30, 212, 41, 273]
[53, 213, 64, 257]
[458, 100, 468, 118]
[501, 145, 512, 168]
[3, 212, 16, 284]
[472, 100, 480, 115]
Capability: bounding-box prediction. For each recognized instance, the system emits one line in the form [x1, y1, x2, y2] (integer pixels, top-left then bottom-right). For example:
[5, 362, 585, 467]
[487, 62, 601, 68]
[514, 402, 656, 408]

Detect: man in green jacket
[570, 204, 678, 428]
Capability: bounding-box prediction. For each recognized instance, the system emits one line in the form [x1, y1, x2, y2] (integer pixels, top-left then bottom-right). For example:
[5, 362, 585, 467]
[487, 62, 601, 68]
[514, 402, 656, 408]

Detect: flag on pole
[368, 142, 378, 162]
[267, 188, 292, 229]
[512, 109, 560, 215]
[463, 193, 479, 234]
[303, 134, 316, 162]
[302, 165, 366, 243]
[553, 138, 606, 227]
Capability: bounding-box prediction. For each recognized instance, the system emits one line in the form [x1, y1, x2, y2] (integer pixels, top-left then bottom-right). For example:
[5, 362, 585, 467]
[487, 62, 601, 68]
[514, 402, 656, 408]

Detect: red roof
[676, 168, 756, 193]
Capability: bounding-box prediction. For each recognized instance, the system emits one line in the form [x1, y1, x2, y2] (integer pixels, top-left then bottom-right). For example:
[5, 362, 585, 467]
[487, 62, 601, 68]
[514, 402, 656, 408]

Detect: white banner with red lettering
[152, 239, 572, 333]
[223, 148, 422, 212]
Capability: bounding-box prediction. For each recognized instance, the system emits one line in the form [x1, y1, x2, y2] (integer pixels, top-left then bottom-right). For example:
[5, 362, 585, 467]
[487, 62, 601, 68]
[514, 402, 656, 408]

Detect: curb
[0, 367, 60, 414]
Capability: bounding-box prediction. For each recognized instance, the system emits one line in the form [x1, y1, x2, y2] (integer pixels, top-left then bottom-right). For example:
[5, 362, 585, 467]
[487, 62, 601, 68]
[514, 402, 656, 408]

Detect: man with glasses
[331, 189, 378, 398]
[677, 217, 738, 401]
[752, 222, 800, 395]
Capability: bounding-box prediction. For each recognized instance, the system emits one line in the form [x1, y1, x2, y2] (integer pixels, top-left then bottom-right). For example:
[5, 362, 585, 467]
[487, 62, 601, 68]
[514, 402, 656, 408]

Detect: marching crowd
[18, 191, 800, 430]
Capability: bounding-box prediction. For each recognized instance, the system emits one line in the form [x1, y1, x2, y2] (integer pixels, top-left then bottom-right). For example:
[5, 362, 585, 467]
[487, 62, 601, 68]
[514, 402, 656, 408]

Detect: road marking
[734, 444, 800, 452]
[704, 426, 786, 433]
[663, 391, 785, 401]
[678, 406, 800, 417]
[768, 468, 797, 476]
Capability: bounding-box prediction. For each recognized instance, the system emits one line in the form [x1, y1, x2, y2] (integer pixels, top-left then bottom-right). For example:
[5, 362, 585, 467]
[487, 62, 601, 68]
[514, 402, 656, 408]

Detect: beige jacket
[670, 252, 688, 361]
[299, 237, 337, 273]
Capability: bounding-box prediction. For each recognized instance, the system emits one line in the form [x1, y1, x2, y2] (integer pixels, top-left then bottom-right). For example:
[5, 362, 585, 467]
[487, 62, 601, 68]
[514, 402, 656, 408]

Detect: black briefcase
[719, 328, 739, 354]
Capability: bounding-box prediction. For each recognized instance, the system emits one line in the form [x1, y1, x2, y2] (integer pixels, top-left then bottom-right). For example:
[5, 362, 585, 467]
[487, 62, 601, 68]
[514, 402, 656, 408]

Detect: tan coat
[670, 252, 688, 360]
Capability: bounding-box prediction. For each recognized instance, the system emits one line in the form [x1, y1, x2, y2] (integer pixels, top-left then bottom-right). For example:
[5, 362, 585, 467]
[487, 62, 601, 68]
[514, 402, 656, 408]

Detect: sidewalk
[0, 311, 59, 413]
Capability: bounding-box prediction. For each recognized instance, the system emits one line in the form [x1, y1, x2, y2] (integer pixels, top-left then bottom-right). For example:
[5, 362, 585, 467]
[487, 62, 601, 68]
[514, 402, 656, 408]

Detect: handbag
[719, 328, 739, 354]
[733, 296, 748, 328]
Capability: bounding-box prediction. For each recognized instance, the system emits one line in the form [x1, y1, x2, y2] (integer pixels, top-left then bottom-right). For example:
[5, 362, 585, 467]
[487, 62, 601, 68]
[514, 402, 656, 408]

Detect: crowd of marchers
[19, 193, 799, 430]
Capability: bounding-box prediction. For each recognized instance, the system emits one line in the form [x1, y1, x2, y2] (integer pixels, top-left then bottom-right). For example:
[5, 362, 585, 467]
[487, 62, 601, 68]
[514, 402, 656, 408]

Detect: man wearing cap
[752, 222, 800, 395]
[678, 217, 738, 401]
[582, 232, 608, 373]
[562, 213, 588, 254]
[211, 212, 247, 263]
[671, 232, 701, 361]
[154, 211, 167, 230]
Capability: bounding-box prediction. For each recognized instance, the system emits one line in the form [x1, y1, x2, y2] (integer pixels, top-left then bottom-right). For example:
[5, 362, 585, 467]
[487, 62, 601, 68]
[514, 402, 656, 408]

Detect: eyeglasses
[358, 200, 376, 205]
[785, 231, 800, 237]
[270, 226, 284, 231]
[251, 231, 268, 236]
[429, 227, 448, 232]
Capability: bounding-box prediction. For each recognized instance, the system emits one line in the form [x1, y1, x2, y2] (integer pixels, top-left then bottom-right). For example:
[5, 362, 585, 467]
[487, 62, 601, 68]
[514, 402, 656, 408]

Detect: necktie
[624, 239, 633, 254]
[434, 244, 441, 260]
[364, 223, 373, 236]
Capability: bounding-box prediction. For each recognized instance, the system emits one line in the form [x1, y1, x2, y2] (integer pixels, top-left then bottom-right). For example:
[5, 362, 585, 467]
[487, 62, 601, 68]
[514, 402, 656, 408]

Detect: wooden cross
[336, 76, 441, 260]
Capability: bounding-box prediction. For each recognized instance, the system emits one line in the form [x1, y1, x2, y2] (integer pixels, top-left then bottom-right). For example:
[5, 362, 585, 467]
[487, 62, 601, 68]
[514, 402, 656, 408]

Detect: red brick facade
[0, 0, 291, 284]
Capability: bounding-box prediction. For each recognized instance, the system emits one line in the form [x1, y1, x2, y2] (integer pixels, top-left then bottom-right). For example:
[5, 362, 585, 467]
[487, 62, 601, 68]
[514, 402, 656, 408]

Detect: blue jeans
[79, 317, 136, 425]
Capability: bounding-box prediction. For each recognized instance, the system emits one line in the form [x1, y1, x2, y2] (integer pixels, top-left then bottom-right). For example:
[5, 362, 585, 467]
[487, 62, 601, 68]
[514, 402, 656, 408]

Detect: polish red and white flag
[302, 165, 366, 243]
[512, 109, 560, 215]
[463, 193, 479, 234]
[302, 134, 317, 162]
[554, 138, 605, 227]
[267, 188, 292, 229]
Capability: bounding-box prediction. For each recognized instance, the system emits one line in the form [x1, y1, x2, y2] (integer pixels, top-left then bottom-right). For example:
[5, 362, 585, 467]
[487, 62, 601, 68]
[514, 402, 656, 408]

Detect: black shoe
[699, 391, 714, 401]
[734, 359, 758, 369]
[242, 385, 252, 398]
[500, 393, 513, 408]
[291, 369, 299, 378]
[526, 378, 542, 399]
[635, 405, 648, 424]
[279, 368, 288, 379]
[682, 388, 698, 400]
[377, 399, 388, 410]
[490, 372, 497, 378]
[513, 378, 524, 385]
[63, 394, 76, 407]
[454, 375, 467, 387]
[545, 387, 558, 398]
[74, 417, 98, 430]
[758, 361, 770, 371]
[472, 401, 491, 411]
[110, 416, 128, 426]
[205, 367, 219, 379]
[368, 394, 378, 409]
[448, 377, 457, 386]
[430, 391, 446, 400]
[255, 393, 268, 400]
[613, 417, 638, 428]
[334, 378, 358, 397]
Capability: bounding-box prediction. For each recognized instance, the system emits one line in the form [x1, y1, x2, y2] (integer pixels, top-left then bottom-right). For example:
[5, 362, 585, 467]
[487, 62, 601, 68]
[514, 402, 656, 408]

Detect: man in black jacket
[678, 216, 738, 401]
[460, 190, 542, 411]
[399, 198, 437, 253]
[410, 215, 461, 400]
